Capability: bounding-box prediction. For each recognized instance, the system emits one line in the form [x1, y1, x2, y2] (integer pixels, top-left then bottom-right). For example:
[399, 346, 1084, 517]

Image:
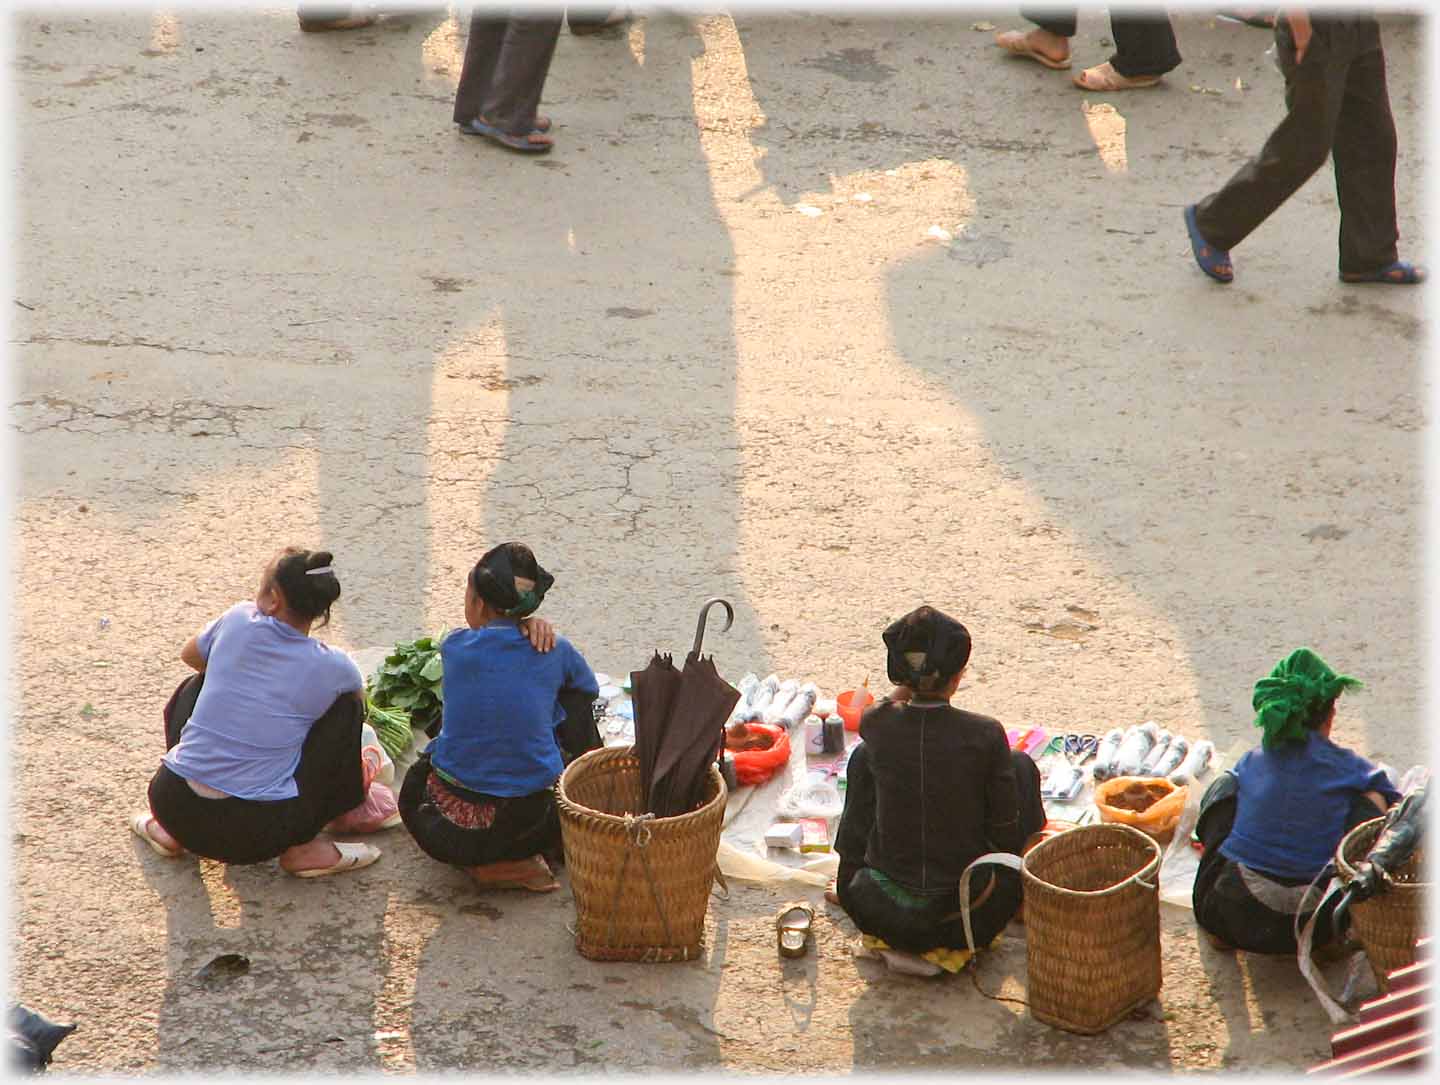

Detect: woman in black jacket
[833, 607, 1045, 967]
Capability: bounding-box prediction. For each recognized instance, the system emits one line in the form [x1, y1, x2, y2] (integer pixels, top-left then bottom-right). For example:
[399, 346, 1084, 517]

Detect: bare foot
[278, 837, 343, 874]
[145, 815, 183, 853]
[467, 855, 560, 892]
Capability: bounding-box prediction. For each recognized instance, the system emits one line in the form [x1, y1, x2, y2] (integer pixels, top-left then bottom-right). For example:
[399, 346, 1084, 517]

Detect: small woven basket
[1336, 816, 1428, 992]
[557, 745, 726, 962]
[1021, 823, 1164, 1035]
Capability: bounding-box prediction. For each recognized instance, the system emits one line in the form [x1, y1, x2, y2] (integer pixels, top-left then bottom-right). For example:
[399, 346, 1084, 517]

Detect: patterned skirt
[398, 752, 560, 868]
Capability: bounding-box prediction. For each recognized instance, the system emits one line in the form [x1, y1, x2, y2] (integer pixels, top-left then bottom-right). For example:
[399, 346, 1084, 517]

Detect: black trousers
[148, 674, 365, 864]
[1021, 8, 1181, 77]
[1192, 790, 1379, 954]
[452, 11, 564, 135]
[400, 690, 601, 868]
[1194, 15, 1398, 274]
[834, 744, 1045, 953]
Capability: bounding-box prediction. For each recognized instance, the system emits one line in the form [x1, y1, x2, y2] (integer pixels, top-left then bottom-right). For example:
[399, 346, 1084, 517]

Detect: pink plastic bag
[326, 781, 399, 834]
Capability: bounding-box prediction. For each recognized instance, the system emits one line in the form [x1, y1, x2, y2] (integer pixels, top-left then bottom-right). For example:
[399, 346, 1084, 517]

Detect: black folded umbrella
[630, 652, 682, 810]
[647, 652, 742, 817]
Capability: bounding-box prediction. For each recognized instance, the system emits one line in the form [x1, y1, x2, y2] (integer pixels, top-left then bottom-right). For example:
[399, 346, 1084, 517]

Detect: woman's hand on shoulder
[521, 616, 557, 653]
[180, 635, 207, 673]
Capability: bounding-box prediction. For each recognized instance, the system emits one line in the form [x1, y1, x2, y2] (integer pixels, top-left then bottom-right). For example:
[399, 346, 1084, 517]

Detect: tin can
[822, 714, 845, 754]
[720, 751, 738, 792]
[803, 715, 825, 755]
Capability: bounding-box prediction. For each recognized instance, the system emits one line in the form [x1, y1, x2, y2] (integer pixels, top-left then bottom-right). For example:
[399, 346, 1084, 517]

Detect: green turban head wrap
[1251, 648, 1362, 750]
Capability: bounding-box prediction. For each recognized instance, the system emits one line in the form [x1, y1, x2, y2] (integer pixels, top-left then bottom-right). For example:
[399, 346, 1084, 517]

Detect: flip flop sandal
[1216, 9, 1277, 29]
[459, 118, 553, 154]
[291, 841, 381, 878]
[993, 30, 1071, 70]
[131, 812, 183, 858]
[878, 949, 943, 977]
[1184, 205, 1234, 283]
[1073, 62, 1162, 91]
[1340, 261, 1426, 284]
[776, 901, 815, 958]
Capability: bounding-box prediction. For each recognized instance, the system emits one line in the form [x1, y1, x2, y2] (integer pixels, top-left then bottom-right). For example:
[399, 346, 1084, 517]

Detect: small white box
[764, 821, 804, 849]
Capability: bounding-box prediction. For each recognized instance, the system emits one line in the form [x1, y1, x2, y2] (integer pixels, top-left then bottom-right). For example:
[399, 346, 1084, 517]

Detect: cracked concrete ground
[8, 7, 1430, 1075]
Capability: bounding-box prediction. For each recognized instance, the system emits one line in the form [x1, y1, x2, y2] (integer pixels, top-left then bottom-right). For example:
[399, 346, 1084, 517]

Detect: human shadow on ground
[136, 836, 400, 1072]
[420, 10, 768, 678]
[403, 861, 727, 1070]
[733, 11, 1424, 762]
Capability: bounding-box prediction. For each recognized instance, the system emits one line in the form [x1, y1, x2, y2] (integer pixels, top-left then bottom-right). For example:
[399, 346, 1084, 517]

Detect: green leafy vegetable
[366, 632, 448, 736]
[364, 700, 414, 761]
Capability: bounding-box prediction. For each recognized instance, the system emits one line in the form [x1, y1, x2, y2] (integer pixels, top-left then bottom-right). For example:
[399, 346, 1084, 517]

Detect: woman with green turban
[1191, 648, 1398, 954]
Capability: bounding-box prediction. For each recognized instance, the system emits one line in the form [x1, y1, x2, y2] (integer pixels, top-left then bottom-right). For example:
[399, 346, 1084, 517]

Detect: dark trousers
[1021, 8, 1181, 77]
[452, 11, 564, 135]
[1192, 789, 1379, 954]
[834, 744, 1045, 953]
[1194, 15, 1397, 273]
[149, 674, 365, 864]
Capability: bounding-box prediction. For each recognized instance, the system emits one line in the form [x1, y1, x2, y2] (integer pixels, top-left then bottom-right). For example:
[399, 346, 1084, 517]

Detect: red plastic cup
[837, 689, 876, 731]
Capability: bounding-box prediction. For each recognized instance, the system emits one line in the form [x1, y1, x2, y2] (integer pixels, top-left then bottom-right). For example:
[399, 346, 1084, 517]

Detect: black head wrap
[470, 543, 554, 619]
[882, 606, 972, 686]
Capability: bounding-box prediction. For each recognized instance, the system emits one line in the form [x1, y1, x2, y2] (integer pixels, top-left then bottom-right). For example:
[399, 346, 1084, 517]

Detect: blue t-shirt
[1220, 731, 1399, 880]
[428, 622, 598, 798]
[162, 602, 364, 800]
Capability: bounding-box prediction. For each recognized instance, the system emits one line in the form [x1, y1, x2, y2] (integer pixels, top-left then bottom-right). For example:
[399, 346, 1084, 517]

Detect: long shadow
[733, 11, 1426, 763]
[136, 841, 397, 1071]
[448, 11, 768, 678]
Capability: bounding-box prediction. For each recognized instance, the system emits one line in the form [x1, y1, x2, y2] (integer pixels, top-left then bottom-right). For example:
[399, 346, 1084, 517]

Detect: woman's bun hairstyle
[269, 547, 341, 627]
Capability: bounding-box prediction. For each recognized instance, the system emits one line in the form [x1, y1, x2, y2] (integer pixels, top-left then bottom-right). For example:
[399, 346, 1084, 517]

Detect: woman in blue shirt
[1192, 647, 1399, 953]
[133, 547, 383, 877]
[399, 543, 600, 892]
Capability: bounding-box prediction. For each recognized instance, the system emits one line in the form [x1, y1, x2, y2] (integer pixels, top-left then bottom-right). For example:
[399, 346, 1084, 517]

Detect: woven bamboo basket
[1021, 823, 1164, 1035]
[1336, 817, 1428, 992]
[556, 745, 726, 962]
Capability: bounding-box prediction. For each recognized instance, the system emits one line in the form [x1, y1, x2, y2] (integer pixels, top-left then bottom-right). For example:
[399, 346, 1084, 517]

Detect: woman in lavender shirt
[131, 547, 381, 877]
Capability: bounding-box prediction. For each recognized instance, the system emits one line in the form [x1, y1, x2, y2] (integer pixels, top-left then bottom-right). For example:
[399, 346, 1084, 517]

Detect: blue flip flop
[459, 117, 552, 154]
[1340, 261, 1426, 285]
[1184, 205, 1233, 283]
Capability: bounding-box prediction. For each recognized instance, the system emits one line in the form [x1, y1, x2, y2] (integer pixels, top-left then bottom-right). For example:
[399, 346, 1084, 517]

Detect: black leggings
[834, 745, 1045, 953]
[1192, 790, 1380, 954]
[147, 673, 365, 864]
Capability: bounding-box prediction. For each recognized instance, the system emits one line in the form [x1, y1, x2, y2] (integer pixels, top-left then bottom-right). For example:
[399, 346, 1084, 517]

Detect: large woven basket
[1336, 817, 1428, 992]
[1021, 823, 1164, 1035]
[556, 745, 726, 962]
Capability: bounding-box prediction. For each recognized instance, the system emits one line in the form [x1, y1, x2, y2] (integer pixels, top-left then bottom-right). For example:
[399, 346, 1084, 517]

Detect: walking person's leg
[995, 8, 1075, 70]
[1331, 34, 1421, 282]
[1097, 12, 1181, 79]
[453, 13, 509, 126]
[478, 14, 564, 137]
[1187, 16, 1350, 280]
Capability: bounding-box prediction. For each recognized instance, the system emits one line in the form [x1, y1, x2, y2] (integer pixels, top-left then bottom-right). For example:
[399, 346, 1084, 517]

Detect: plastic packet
[1169, 739, 1214, 785]
[749, 674, 781, 714]
[1091, 727, 1126, 781]
[763, 679, 801, 725]
[1153, 736, 1188, 778]
[1113, 722, 1159, 777]
[1140, 730, 1173, 775]
[778, 682, 819, 729]
[777, 769, 845, 819]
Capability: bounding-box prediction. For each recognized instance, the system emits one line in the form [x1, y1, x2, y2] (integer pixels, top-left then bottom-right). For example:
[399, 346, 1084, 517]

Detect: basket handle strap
[958, 853, 1024, 956]
[1294, 873, 1355, 1025]
[711, 864, 731, 900]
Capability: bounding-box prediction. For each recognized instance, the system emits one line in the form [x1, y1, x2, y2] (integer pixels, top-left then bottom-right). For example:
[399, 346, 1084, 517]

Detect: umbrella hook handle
[692, 597, 734, 657]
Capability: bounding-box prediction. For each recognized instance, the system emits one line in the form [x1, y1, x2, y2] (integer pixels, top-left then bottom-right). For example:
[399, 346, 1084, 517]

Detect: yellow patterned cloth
[860, 933, 1000, 974]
